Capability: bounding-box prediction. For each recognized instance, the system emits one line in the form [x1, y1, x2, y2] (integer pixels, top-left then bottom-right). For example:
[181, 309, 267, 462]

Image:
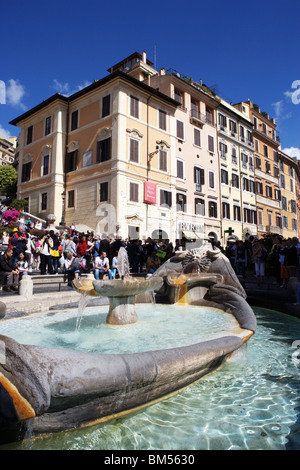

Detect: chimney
[142, 50, 146, 63]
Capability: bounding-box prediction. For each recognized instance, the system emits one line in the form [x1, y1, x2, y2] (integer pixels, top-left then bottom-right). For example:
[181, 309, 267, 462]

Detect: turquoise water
[1, 306, 300, 450]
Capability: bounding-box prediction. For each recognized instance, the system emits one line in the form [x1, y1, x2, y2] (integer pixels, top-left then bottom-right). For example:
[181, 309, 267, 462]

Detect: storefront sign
[177, 221, 204, 233]
[144, 181, 157, 204]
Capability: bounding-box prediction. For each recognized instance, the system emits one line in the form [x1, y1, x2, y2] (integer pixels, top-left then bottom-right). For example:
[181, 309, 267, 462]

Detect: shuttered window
[177, 159, 184, 179]
[194, 167, 204, 191]
[160, 190, 172, 207]
[71, 110, 78, 131]
[129, 139, 139, 162]
[130, 96, 139, 118]
[194, 128, 201, 147]
[129, 182, 139, 202]
[159, 109, 166, 130]
[176, 120, 184, 140]
[102, 95, 111, 118]
[159, 150, 167, 172]
[22, 161, 32, 182]
[208, 135, 214, 153]
[100, 182, 108, 202]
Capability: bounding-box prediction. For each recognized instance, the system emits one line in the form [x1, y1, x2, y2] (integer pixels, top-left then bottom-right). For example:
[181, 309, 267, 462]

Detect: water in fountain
[117, 246, 130, 279]
[76, 291, 90, 330]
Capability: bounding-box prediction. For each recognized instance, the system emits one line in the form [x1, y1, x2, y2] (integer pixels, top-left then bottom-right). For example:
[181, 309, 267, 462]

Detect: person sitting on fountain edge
[94, 251, 112, 280]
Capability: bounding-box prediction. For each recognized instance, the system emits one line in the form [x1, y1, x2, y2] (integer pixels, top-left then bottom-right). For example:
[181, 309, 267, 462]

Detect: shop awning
[182, 231, 205, 239]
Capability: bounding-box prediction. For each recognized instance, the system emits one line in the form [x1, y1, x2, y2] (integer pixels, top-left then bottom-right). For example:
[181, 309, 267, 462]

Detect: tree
[0, 165, 17, 197]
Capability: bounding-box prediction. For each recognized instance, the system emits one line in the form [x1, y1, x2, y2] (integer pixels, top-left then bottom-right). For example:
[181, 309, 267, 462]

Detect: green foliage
[10, 199, 28, 211]
[0, 165, 17, 197]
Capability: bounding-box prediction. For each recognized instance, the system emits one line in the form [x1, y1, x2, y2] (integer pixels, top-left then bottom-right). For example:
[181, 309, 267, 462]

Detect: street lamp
[60, 191, 66, 226]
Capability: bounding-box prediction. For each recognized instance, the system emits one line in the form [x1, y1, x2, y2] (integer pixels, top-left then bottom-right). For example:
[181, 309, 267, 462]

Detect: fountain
[0, 243, 256, 444]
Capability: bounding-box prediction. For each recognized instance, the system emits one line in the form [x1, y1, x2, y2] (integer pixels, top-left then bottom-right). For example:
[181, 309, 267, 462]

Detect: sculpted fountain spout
[73, 247, 163, 325]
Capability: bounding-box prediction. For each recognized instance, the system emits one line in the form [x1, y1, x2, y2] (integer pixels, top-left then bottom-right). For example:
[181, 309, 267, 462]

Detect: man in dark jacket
[11, 226, 28, 263]
[0, 248, 19, 292]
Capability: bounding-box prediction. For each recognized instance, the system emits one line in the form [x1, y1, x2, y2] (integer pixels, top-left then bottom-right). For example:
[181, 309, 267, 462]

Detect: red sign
[144, 181, 157, 204]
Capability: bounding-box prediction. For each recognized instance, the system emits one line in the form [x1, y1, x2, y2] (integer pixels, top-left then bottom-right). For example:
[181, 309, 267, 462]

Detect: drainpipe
[60, 102, 69, 226]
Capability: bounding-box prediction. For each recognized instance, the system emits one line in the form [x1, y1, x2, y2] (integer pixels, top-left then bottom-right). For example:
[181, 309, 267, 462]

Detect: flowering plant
[1, 208, 20, 226]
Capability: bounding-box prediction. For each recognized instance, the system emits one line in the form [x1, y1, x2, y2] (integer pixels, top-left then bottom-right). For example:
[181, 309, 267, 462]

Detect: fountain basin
[73, 276, 163, 325]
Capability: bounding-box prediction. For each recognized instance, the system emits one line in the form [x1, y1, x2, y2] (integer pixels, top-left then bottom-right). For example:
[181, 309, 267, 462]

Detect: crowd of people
[0, 217, 299, 293]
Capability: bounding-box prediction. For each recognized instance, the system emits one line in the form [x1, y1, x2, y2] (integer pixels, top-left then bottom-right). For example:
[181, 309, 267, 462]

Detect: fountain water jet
[73, 247, 163, 325]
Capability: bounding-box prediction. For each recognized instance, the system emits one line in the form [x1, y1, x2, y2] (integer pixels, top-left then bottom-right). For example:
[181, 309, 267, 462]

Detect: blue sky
[1, 0, 299, 158]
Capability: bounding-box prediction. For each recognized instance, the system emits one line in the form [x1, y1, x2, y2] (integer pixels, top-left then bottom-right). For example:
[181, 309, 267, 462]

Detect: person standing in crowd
[285, 238, 298, 280]
[40, 233, 54, 275]
[111, 251, 118, 279]
[235, 240, 247, 280]
[62, 233, 76, 258]
[11, 226, 28, 264]
[50, 231, 61, 274]
[252, 238, 268, 286]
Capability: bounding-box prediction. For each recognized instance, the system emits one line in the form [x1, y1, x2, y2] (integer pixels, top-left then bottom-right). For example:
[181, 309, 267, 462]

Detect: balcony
[190, 109, 206, 127]
[266, 225, 283, 235]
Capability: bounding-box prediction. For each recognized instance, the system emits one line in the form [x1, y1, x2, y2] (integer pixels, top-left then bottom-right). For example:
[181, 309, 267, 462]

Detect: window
[243, 177, 249, 192]
[174, 89, 183, 107]
[219, 142, 227, 159]
[274, 166, 279, 177]
[254, 139, 259, 152]
[255, 156, 261, 169]
[159, 150, 167, 172]
[160, 189, 172, 208]
[264, 145, 268, 157]
[221, 169, 228, 185]
[218, 113, 227, 129]
[265, 161, 271, 173]
[231, 147, 237, 164]
[45, 116, 51, 136]
[159, 109, 166, 130]
[282, 216, 288, 228]
[275, 188, 281, 201]
[240, 125, 245, 141]
[176, 120, 184, 140]
[266, 185, 273, 198]
[244, 208, 257, 224]
[253, 117, 257, 129]
[100, 182, 108, 202]
[194, 128, 201, 147]
[26, 126, 33, 145]
[268, 212, 272, 226]
[247, 130, 253, 143]
[291, 200, 297, 213]
[97, 138, 111, 162]
[71, 110, 78, 131]
[208, 171, 215, 189]
[41, 193, 47, 211]
[176, 159, 184, 179]
[234, 205, 241, 221]
[262, 123, 267, 134]
[194, 166, 204, 191]
[43, 154, 49, 176]
[22, 161, 32, 182]
[208, 201, 217, 218]
[222, 202, 230, 219]
[208, 135, 214, 153]
[232, 173, 239, 188]
[206, 107, 213, 125]
[292, 219, 297, 230]
[68, 190, 75, 208]
[280, 174, 285, 189]
[191, 99, 199, 118]
[129, 182, 139, 202]
[229, 120, 237, 134]
[290, 179, 294, 192]
[256, 181, 263, 194]
[66, 150, 78, 173]
[176, 193, 186, 212]
[130, 96, 139, 118]
[195, 198, 205, 216]
[282, 196, 287, 211]
[129, 139, 139, 163]
[102, 95, 111, 118]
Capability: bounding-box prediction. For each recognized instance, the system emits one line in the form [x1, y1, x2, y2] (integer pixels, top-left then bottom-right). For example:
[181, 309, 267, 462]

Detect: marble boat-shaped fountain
[0, 245, 256, 444]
